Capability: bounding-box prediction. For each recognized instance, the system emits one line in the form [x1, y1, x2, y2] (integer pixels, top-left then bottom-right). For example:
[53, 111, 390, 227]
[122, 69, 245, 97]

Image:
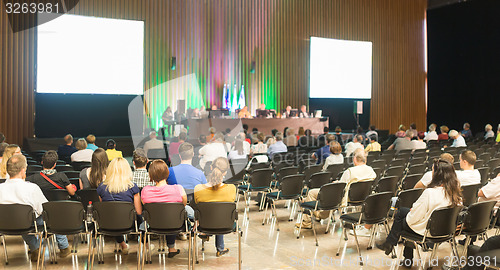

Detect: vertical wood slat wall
[0, 0, 427, 146]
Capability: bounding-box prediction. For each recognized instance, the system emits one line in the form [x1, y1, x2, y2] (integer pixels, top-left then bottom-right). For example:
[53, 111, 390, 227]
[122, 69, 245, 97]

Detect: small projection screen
[309, 37, 372, 99]
[36, 14, 144, 95]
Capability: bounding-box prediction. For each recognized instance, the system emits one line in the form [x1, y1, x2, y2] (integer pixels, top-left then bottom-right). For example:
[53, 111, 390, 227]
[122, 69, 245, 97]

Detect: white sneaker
[349, 226, 372, 237]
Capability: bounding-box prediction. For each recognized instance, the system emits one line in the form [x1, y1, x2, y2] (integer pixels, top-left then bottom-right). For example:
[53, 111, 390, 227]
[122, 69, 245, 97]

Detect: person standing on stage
[238, 106, 252, 119]
[299, 105, 311, 118]
[282, 106, 292, 118]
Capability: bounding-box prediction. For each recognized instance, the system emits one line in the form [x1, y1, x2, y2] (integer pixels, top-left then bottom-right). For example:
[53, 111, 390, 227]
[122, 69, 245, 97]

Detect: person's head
[271, 129, 278, 137]
[179, 142, 194, 161]
[242, 124, 249, 133]
[211, 105, 218, 110]
[259, 103, 266, 110]
[286, 105, 291, 111]
[335, 126, 342, 133]
[485, 124, 493, 132]
[166, 106, 172, 112]
[463, 123, 470, 130]
[369, 125, 376, 131]
[429, 158, 462, 206]
[298, 127, 305, 136]
[75, 138, 88, 151]
[132, 148, 148, 169]
[2, 144, 20, 160]
[286, 128, 294, 137]
[353, 149, 366, 165]
[89, 148, 109, 188]
[410, 123, 417, 130]
[326, 134, 336, 143]
[6, 154, 27, 179]
[301, 105, 307, 111]
[41, 150, 58, 170]
[448, 130, 459, 140]
[148, 159, 170, 184]
[86, 134, 96, 145]
[207, 157, 229, 189]
[429, 124, 436, 132]
[208, 127, 216, 135]
[369, 134, 377, 142]
[0, 142, 8, 157]
[440, 125, 449, 134]
[257, 132, 265, 143]
[305, 129, 312, 137]
[356, 134, 363, 142]
[329, 141, 342, 155]
[356, 126, 363, 134]
[323, 126, 329, 134]
[178, 132, 187, 142]
[149, 131, 157, 139]
[460, 150, 476, 169]
[275, 132, 283, 141]
[106, 139, 116, 150]
[199, 134, 207, 144]
[252, 127, 258, 134]
[0, 132, 4, 143]
[103, 157, 133, 194]
[234, 139, 244, 155]
[418, 132, 425, 140]
[398, 125, 406, 132]
[64, 134, 73, 145]
[439, 153, 455, 164]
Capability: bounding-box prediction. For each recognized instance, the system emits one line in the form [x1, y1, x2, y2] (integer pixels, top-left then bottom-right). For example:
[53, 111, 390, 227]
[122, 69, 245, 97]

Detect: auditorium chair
[461, 183, 481, 207]
[400, 174, 424, 191]
[237, 168, 274, 212]
[373, 176, 398, 195]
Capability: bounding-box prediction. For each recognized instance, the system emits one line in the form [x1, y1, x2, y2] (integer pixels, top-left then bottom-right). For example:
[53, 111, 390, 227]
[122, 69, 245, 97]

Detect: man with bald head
[57, 134, 77, 162]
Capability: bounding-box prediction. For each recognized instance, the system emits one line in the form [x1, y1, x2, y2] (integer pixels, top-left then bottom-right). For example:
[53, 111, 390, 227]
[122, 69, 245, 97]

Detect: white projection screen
[309, 37, 372, 99]
[36, 14, 144, 95]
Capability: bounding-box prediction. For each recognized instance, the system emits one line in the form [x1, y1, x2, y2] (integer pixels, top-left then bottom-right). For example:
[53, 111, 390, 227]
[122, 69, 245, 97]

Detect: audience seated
[298, 129, 316, 148]
[455, 150, 481, 186]
[0, 155, 70, 261]
[339, 149, 376, 207]
[322, 141, 344, 171]
[365, 125, 378, 142]
[228, 140, 248, 160]
[27, 150, 75, 196]
[297, 127, 305, 141]
[194, 157, 235, 257]
[317, 127, 329, 147]
[141, 159, 193, 257]
[408, 123, 418, 139]
[344, 135, 364, 157]
[71, 138, 94, 162]
[86, 134, 98, 151]
[207, 127, 216, 142]
[354, 126, 367, 146]
[485, 124, 495, 140]
[478, 173, 500, 210]
[105, 139, 123, 161]
[334, 126, 344, 147]
[387, 131, 413, 152]
[449, 129, 467, 147]
[411, 132, 427, 150]
[312, 134, 336, 164]
[395, 125, 406, 138]
[132, 148, 150, 188]
[168, 132, 186, 157]
[235, 133, 251, 154]
[199, 133, 230, 169]
[438, 125, 449, 140]
[267, 132, 287, 157]
[283, 128, 297, 147]
[144, 131, 165, 156]
[79, 148, 109, 189]
[96, 157, 142, 255]
[414, 153, 454, 189]
[167, 143, 207, 196]
[497, 124, 500, 143]
[249, 132, 268, 162]
[0, 142, 8, 163]
[424, 123, 438, 141]
[57, 134, 77, 162]
[461, 122, 473, 140]
[0, 144, 21, 178]
[377, 159, 462, 265]
[365, 135, 381, 152]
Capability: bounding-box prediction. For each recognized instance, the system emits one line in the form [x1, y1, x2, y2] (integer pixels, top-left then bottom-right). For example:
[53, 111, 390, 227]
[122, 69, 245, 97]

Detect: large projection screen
[309, 37, 372, 99]
[36, 14, 144, 95]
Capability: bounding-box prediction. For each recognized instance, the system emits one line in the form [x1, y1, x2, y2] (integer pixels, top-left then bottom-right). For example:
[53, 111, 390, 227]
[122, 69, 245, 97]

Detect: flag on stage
[222, 84, 229, 109]
[237, 85, 246, 109]
[231, 84, 238, 111]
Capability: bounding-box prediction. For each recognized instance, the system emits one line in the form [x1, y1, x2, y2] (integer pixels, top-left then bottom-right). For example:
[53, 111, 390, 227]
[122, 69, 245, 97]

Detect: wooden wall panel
[0, 0, 427, 145]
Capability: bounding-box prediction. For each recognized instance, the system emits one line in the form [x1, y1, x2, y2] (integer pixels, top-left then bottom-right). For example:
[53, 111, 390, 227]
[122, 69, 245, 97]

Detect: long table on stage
[187, 117, 329, 138]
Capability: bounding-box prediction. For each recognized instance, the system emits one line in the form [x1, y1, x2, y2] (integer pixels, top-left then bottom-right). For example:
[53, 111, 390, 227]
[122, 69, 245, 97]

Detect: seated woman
[79, 148, 109, 189]
[97, 157, 142, 255]
[0, 144, 21, 178]
[249, 132, 268, 163]
[228, 139, 247, 160]
[322, 141, 344, 171]
[377, 159, 462, 265]
[141, 159, 193, 258]
[194, 157, 236, 257]
[71, 138, 94, 162]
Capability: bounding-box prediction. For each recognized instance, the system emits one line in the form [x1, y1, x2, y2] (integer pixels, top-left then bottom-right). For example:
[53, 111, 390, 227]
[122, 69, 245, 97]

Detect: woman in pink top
[141, 160, 191, 258]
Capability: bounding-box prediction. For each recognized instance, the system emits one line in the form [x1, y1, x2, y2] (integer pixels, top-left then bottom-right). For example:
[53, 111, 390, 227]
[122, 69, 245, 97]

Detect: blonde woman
[194, 157, 235, 257]
[0, 144, 21, 178]
[97, 157, 142, 254]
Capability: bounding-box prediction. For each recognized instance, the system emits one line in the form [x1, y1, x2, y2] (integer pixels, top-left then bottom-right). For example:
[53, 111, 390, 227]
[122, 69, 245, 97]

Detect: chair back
[93, 202, 136, 231]
[427, 206, 462, 238]
[317, 182, 346, 210]
[279, 175, 304, 199]
[0, 204, 36, 233]
[362, 192, 393, 224]
[374, 176, 398, 195]
[348, 180, 374, 205]
[408, 164, 426, 175]
[56, 165, 74, 172]
[326, 164, 344, 180]
[248, 168, 274, 188]
[488, 158, 500, 170]
[225, 160, 247, 182]
[42, 201, 85, 234]
[27, 165, 43, 172]
[474, 160, 485, 168]
[308, 172, 331, 189]
[142, 203, 187, 231]
[72, 162, 91, 171]
[63, 171, 81, 179]
[478, 167, 490, 186]
[389, 159, 407, 168]
[462, 201, 496, 235]
[401, 174, 424, 190]
[147, 148, 168, 160]
[76, 189, 100, 206]
[396, 188, 424, 209]
[461, 183, 481, 206]
[0, 178, 6, 183]
[384, 166, 405, 181]
[277, 166, 299, 182]
[303, 164, 323, 182]
[43, 189, 72, 201]
[195, 202, 237, 234]
[370, 160, 386, 170]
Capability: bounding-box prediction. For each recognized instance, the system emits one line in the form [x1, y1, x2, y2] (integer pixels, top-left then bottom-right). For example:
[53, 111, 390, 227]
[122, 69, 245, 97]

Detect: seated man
[237, 106, 252, 119]
[299, 105, 310, 118]
[267, 132, 287, 158]
[0, 155, 70, 261]
[365, 135, 381, 152]
[281, 106, 293, 118]
[255, 103, 269, 118]
[312, 134, 336, 164]
[105, 139, 123, 161]
[132, 148, 150, 188]
[144, 131, 164, 155]
[86, 134, 98, 151]
[449, 129, 467, 147]
[344, 135, 364, 157]
[387, 131, 413, 152]
[57, 134, 77, 162]
[27, 150, 76, 196]
[167, 143, 207, 198]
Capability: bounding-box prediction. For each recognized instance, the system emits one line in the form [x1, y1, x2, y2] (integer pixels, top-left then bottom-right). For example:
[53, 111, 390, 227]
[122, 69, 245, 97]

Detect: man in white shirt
[198, 133, 230, 169]
[267, 132, 287, 157]
[411, 133, 427, 150]
[0, 155, 70, 261]
[144, 131, 165, 155]
[424, 124, 438, 141]
[479, 173, 500, 210]
[344, 135, 364, 157]
[449, 130, 467, 148]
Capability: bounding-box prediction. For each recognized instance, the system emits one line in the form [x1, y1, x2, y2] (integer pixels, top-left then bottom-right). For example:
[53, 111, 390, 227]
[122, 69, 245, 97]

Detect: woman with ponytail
[377, 158, 462, 266]
[194, 157, 236, 257]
